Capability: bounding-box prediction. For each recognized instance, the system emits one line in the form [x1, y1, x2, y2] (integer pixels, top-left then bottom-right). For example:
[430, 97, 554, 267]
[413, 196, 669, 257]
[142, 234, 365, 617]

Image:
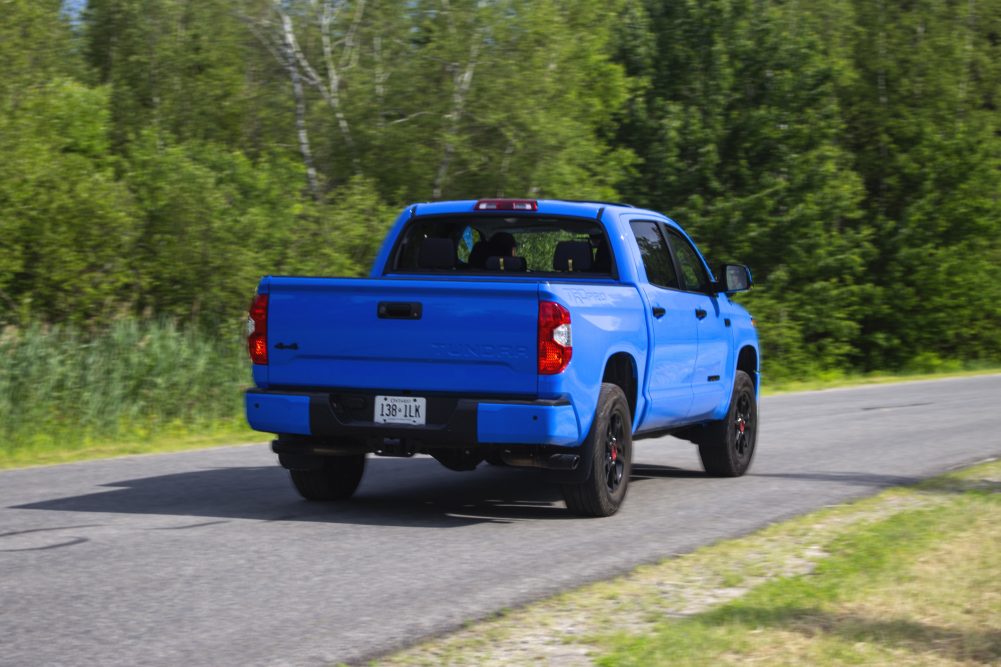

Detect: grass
[762, 364, 1001, 395]
[598, 470, 1000, 667]
[379, 459, 1001, 666]
[0, 424, 262, 469]
[0, 319, 256, 468]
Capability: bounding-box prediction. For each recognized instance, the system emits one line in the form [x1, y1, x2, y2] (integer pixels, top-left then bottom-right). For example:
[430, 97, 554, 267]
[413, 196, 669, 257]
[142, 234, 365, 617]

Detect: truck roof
[410, 199, 666, 221]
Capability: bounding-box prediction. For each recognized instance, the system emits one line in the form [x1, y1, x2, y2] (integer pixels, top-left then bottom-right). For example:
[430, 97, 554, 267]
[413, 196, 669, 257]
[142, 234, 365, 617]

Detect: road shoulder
[376, 457, 1001, 666]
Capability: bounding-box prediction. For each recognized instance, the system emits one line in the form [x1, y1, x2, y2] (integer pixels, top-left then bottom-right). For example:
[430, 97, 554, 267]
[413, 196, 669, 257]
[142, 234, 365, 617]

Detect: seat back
[418, 238, 456, 269]
[591, 240, 611, 273]
[553, 241, 593, 272]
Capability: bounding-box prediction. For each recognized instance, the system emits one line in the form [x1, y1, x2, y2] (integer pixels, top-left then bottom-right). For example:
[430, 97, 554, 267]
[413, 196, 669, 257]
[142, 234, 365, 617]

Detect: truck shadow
[631, 463, 708, 479]
[12, 458, 699, 527]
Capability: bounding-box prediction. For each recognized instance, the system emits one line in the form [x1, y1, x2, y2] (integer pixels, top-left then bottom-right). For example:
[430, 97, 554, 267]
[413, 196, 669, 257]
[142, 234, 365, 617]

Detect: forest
[1, 0, 999, 454]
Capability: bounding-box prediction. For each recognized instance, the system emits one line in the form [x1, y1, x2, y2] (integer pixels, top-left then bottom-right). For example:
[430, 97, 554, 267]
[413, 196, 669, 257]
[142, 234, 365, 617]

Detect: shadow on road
[753, 470, 1001, 495]
[752, 471, 925, 487]
[12, 458, 704, 526]
[631, 463, 708, 479]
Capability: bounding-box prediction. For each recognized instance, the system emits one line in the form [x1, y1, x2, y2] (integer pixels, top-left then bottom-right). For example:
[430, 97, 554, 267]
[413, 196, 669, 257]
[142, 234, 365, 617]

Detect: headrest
[484, 256, 527, 272]
[467, 240, 491, 268]
[553, 241, 593, 272]
[418, 238, 455, 269]
[488, 232, 518, 255]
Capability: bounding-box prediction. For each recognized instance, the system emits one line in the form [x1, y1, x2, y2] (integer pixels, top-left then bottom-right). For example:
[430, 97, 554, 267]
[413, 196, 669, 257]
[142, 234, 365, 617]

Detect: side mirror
[715, 264, 752, 293]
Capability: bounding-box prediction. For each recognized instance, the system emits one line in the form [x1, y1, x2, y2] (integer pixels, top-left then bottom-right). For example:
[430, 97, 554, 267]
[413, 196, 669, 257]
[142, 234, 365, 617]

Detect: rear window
[390, 216, 613, 277]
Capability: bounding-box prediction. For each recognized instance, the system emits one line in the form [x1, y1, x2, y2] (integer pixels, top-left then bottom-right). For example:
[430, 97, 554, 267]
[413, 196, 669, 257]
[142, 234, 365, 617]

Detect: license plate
[373, 395, 426, 425]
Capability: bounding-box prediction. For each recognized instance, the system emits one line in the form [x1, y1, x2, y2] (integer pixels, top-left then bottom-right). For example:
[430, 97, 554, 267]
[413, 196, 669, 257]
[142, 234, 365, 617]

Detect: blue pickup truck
[246, 199, 758, 516]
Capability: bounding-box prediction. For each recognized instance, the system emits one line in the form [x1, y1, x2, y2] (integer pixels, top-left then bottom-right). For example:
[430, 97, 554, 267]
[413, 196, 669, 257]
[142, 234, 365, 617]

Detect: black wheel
[698, 370, 757, 477]
[561, 383, 632, 517]
[289, 454, 366, 501]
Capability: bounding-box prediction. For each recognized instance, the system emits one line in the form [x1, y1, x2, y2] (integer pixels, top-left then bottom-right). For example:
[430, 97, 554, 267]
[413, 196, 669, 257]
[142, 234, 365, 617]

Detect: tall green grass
[0, 319, 251, 463]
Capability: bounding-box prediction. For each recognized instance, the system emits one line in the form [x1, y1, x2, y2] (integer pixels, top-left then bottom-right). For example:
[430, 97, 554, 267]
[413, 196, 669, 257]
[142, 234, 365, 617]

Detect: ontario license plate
[373, 395, 426, 425]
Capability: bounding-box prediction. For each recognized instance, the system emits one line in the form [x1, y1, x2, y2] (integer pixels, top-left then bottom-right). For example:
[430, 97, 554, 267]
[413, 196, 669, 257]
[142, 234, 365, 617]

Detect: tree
[841, 0, 1001, 368]
[0, 2, 138, 325]
[85, 0, 271, 149]
[616, 0, 870, 376]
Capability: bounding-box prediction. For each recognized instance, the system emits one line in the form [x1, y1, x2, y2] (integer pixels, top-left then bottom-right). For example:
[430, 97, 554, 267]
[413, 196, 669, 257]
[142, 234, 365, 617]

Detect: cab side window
[665, 230, 709, 292]
[630, 221, 679, 289]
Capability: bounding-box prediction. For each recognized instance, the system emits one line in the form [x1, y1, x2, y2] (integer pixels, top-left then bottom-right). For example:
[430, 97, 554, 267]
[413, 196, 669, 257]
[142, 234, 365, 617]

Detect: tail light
[247, 293, 269, 365]
[538, 301, 572, 374]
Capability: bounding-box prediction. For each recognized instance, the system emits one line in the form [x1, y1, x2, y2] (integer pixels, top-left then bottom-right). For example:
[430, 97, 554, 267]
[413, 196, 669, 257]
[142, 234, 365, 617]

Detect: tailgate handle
[378, 301, 423, 319]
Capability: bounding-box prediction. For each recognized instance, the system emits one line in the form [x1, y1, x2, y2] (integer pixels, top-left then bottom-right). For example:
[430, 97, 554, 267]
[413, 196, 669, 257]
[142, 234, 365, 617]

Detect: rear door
[265, 277, 540, 396]
[630, 221, 696, 428]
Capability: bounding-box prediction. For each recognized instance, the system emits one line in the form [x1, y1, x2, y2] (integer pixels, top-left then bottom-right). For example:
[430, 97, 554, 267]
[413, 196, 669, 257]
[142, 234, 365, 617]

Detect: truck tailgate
[263, 277, 539, 395]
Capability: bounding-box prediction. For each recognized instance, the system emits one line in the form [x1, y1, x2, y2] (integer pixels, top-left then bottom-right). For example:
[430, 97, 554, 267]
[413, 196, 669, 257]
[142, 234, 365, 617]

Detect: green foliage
[0, 320, 247, 457]
[426, 0, 635, 200]
[0, 80, 137, 325]
[292, 0, 637, 201]
[84, 0, 262, 149]
[839, 0, 1001, 369]
[597, 485, 996, 666]
[123, 131, 293, 324]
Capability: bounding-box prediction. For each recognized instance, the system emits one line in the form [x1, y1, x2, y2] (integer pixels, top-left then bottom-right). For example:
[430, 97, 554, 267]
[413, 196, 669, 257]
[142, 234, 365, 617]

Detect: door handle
[695, 308, 707, 320]
[378, 301, 423, 319]
[652, 306, 666, 318]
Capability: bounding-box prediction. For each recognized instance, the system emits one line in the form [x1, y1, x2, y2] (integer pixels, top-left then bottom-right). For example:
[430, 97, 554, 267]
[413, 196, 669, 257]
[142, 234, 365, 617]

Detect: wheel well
[602, 353, 637, 421]
[737, 346, 758, 389]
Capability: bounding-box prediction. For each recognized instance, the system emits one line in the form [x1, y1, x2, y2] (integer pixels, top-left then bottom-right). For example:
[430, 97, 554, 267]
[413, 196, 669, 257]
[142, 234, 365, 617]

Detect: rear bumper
[245, 388, 581, 447]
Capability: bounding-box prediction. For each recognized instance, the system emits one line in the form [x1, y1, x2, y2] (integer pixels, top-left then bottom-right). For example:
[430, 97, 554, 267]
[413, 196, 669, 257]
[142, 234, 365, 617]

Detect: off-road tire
[289, 454, 366, 501]
[561, 383, 632, 517]
[698, 370, 757, 477]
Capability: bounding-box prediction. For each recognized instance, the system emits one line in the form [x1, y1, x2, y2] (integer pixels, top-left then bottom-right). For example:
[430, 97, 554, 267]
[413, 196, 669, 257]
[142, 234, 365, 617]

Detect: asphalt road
[2, 375, 999, 666]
